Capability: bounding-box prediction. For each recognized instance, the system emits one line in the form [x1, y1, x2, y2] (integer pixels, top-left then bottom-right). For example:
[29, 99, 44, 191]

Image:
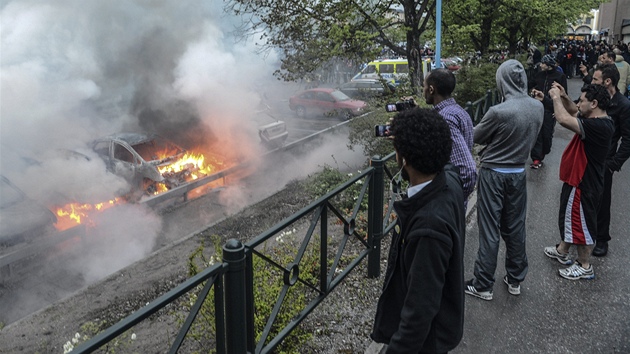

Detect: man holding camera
[543, 83, 614, 279]
[423, 68, 477, 208]
[371, 107, 465, 353]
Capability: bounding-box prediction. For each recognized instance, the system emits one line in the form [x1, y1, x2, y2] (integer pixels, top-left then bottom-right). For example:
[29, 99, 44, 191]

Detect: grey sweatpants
[473, 168, 529, 290]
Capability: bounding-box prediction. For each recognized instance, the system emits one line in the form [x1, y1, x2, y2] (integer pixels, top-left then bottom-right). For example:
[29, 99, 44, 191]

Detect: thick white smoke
[0, 0, 281, 320]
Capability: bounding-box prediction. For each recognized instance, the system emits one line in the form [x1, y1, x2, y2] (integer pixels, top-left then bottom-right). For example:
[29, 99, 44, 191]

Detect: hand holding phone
[375, 125, 391, 137]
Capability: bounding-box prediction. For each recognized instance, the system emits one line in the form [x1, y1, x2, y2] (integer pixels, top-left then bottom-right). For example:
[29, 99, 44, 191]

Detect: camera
[385, 99, 416, 112]
[374, 125, 391, 137]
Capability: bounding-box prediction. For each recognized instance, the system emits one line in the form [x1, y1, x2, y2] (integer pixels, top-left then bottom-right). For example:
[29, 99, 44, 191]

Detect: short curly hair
[581, 84, 610, 111]
[391, 107, 452, 175]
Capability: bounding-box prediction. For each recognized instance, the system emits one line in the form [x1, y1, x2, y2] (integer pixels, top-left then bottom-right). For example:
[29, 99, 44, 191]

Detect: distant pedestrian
[612, 48, 630, 95]
[423, 68, 477, 209]
[371, 108, 465, 353]
[529, 54, 568, 169]
[543, 84, 614, 280]
[465, 60, 543, 300]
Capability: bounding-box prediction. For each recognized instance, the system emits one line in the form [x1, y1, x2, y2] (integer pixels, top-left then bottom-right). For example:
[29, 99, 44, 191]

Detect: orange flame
[157, 152, 218, 179]
[54, 198, 121, 231]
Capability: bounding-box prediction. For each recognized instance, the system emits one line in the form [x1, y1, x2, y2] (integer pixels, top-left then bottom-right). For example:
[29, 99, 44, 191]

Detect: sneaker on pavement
[544, 245, 573, 265]
[530, 160, 543, 169]
[559, 262, 595, 280]
[465, 279, 493, 301]
[503, 275, 521, 296]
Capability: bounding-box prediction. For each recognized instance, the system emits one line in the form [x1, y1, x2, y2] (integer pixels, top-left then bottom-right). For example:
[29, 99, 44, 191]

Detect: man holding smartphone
[423, 68, 477, 208]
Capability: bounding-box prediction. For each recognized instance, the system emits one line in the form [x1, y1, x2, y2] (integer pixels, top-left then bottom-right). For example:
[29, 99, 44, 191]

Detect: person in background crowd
[612, 48, 630, 96]
[529, 54, 568, 169]
[371, 107, 465, 353]
[543, 84, 614, 279]
[423, 68, 477, 209]
[465, 60, 543, 300]
[590, 64, 630, 256]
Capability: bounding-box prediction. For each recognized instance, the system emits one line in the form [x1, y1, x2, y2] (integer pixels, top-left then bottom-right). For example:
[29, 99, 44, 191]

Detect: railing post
[484, 89, 492, 114]
[465, 101, 473, 119]
[222, 239, 248, 354]
[368, 155, 384, 278]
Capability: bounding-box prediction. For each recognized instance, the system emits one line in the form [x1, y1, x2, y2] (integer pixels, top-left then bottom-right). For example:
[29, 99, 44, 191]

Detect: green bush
[184, 235, 319, 353]
[452, 62, 500, 106]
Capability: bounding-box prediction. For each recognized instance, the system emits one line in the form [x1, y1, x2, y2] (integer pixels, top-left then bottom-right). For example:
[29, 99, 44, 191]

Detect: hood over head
[495, 59, 528, 100]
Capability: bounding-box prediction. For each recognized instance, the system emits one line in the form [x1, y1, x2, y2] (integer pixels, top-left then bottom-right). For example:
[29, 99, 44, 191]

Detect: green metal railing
[465, 88, 500, 125]
[72, 153, 400, 354]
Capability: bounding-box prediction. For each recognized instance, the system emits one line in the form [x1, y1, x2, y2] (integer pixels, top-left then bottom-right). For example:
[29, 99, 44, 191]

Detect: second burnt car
[91, 133, 205, 196]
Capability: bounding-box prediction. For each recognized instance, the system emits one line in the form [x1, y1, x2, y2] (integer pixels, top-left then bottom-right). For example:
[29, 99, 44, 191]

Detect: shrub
[452, 61, 500, 106]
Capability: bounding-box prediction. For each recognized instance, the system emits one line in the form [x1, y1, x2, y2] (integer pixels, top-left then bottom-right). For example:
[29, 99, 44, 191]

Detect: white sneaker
[503, 275, 520, 295]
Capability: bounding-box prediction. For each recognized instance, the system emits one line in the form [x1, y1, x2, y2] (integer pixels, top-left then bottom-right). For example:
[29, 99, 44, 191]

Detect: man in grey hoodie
[465, 60, 543, 300]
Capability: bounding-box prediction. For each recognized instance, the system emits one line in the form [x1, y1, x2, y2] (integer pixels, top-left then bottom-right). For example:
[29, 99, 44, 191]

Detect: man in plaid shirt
[423, 68, 477, 208]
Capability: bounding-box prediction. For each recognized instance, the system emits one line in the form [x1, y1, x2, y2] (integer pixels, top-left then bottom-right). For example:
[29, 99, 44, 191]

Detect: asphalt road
[453, 77, 630, 353]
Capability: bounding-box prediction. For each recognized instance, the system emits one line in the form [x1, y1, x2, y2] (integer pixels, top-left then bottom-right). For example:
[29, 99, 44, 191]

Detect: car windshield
[0, 178, 24, 208]
[330, 90, 351, 101]
[132, 136, 185, 162]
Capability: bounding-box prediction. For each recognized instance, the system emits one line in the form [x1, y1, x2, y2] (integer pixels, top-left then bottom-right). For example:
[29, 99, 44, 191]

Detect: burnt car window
[114, 144, 135, 163]
[93, 141, 109, 157]
[132, 137, 183, 162]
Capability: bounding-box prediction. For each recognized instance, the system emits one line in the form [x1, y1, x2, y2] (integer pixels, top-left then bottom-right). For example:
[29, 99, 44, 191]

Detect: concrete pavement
[368, 77, 630, 353]
[452, 77, 630, 353]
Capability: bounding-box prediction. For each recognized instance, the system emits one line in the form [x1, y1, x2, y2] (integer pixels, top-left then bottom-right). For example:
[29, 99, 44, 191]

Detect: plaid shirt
[434, 98, 477, 200]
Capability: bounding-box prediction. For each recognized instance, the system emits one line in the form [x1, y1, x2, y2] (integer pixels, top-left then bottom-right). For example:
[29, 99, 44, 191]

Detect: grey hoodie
[474, 59, 543, 168]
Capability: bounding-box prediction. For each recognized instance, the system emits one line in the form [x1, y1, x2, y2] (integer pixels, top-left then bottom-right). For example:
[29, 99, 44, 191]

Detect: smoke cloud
[0, 0, 281, 321]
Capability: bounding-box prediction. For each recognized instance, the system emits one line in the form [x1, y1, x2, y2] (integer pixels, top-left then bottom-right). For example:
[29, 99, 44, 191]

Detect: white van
[352, 58, 432, 85]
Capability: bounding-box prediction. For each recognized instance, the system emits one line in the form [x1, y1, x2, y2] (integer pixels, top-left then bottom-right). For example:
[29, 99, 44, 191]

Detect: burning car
[0, 175, 57, 246]
[91, 133, 210, 196]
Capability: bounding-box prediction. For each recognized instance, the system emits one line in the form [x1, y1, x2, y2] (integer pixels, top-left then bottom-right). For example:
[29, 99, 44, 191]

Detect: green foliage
[304, 165, 369, 212]
[452, 62, 500, 106]
[443, 0, 605, 55]
[184, 235, 321, 353]
[227, 0, 434, 88]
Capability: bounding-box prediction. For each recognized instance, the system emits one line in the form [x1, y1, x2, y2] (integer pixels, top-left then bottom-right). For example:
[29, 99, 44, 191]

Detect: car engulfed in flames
[50, 133, 226, 231]
[91, 133, 217, 197]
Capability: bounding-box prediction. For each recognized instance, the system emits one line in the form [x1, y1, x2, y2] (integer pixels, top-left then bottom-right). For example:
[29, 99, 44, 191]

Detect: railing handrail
[71, 153, 400, 353]
[465, 88, 499, 125]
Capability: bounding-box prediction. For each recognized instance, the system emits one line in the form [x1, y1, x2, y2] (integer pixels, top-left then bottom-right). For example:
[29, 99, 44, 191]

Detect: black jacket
[371, 165, 465, 353]
[606, 91, 630, 171]
[529, 69, 568, 113]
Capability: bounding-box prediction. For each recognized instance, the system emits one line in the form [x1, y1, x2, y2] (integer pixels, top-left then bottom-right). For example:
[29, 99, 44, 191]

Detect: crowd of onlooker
[528, 39, 630, 78]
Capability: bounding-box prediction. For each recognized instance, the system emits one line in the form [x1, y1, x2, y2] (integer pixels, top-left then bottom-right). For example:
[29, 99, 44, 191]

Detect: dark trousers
[473, 168, 529, 289]
[531, 111, 556, 161]
[596, 168, 614, 243]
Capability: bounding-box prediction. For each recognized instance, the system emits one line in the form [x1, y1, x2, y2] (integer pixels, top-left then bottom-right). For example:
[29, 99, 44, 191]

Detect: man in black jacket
[529, 54, 568, 169]
[371, 108, 465, 353]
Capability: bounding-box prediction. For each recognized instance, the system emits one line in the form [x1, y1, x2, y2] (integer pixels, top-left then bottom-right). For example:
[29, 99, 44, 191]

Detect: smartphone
[385, 104, 398, 113]
[374, 125, 391, 137]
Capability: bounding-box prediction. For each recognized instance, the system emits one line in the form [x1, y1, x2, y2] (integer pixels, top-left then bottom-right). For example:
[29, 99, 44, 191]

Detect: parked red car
[289, 88, 367, 119]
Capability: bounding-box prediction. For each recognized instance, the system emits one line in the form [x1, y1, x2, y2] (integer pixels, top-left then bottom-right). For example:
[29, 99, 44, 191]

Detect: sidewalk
[369, 77, 630, 353]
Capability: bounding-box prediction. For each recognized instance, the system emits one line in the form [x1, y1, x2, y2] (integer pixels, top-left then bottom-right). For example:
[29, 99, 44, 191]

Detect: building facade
[598, 0, 630, 43]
